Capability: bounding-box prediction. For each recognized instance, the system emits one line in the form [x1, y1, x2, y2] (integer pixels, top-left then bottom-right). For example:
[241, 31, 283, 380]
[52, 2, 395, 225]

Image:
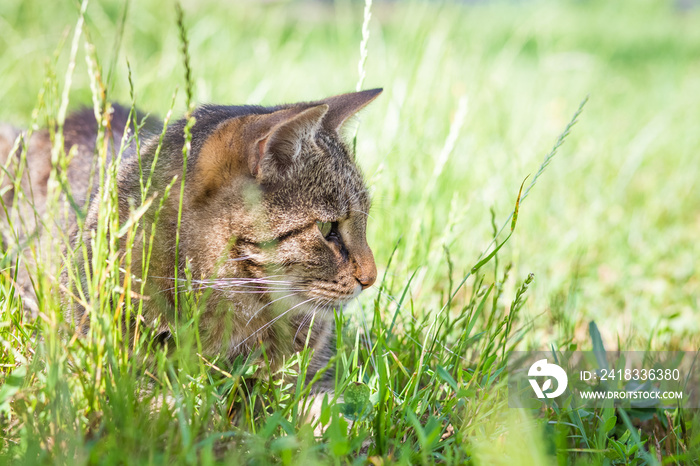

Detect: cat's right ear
[320, 88, 383, 131]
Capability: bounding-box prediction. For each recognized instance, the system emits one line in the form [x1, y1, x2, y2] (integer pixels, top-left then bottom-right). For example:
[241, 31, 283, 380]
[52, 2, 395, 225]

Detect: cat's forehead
[267, 131, 370, 218]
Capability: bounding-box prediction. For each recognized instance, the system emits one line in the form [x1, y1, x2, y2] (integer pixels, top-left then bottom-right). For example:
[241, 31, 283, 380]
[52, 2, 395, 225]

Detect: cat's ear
[320, 88, 382, 131]
[250, 104, 329, 182]
[192, 104, 327, 201]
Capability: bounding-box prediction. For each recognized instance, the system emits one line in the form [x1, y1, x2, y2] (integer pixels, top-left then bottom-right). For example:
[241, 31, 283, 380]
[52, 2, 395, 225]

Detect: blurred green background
[1, 0, 699, 350]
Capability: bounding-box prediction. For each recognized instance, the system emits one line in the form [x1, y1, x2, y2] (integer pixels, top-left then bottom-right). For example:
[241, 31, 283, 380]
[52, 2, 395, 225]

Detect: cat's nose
[356, 274, 376, 290]
[353, 253, 377, 290]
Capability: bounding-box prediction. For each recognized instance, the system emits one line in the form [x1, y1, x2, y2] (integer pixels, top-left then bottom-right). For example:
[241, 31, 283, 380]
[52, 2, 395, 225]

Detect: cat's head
[177, 89, 382, 313]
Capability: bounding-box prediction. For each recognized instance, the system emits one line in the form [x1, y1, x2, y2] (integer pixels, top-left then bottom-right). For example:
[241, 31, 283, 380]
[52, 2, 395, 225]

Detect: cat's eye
[316, 221, 333, 238]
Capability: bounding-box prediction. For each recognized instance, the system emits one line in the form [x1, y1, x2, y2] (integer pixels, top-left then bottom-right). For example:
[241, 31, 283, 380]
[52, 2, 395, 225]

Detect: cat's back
[0, 122, 53, 237]
[0, 104, 145, 235]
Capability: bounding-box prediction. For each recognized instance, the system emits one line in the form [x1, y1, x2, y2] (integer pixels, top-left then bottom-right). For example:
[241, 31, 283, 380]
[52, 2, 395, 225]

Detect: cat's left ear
[252, 104, 329, 183]
[320, 88, 383, 131]
[192, 104, 327, 201]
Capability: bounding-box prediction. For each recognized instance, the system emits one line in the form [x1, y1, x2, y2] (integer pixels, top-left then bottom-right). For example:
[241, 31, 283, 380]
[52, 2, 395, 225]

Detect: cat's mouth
[306, 279, 363, 307]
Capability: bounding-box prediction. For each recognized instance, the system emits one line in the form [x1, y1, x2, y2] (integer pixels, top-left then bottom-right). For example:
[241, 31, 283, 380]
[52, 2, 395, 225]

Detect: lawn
[1, 0, 699, 464]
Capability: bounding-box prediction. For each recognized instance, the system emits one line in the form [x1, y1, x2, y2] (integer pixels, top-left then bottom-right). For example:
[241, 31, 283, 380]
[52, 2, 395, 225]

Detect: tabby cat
[0, 89, 381, 392]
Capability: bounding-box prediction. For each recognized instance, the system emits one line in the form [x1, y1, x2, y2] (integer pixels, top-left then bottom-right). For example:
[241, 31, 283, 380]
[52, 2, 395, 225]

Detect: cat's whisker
[235, 296, 318, 351]
[303, 298, 334, 343]
[350, 208, 374, 221]
[225, 255, 254, 262]
[154, 275, 298, 290]
[294, 302, 321, 344]
[345, 190, 364, 205]
[168, 281, 303, 293]
[222, 288, 305, 295]
[212, 281, 303, 291]
[151, 274, 294, 284]
[217, 287, 304, 295]
[158, 280, 306, 296]
[195, 279, 296, 287]
[246, 291, 305, 326]
[211, 287, 297, 293]
[190, 278, 293, 286]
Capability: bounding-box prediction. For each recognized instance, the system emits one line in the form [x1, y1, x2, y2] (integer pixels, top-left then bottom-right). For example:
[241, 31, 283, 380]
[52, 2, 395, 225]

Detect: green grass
[2, 0, 700, 464]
